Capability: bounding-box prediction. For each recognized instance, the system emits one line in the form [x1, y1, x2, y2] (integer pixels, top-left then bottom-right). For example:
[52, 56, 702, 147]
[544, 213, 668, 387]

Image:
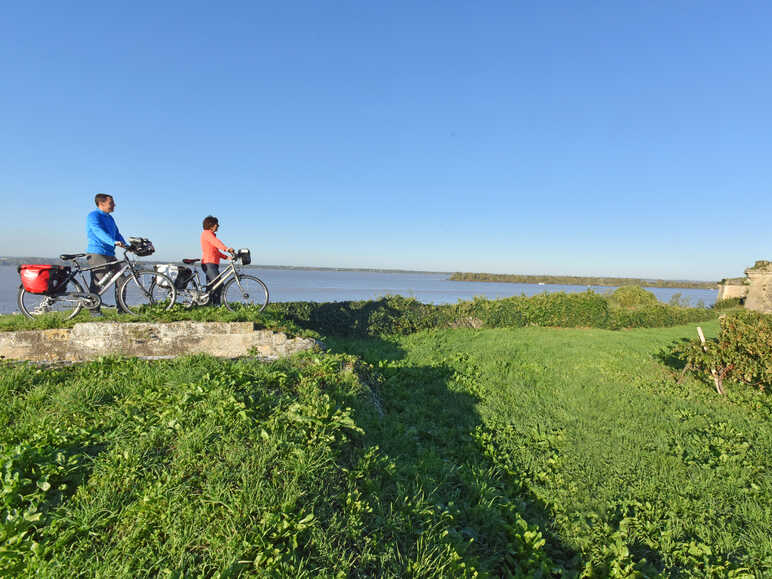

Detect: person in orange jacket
[200, 215, 234, 306]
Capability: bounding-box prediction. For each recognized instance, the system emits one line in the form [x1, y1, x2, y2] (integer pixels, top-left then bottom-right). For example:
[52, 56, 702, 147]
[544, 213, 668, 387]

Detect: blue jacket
[86, 210, 126, 256]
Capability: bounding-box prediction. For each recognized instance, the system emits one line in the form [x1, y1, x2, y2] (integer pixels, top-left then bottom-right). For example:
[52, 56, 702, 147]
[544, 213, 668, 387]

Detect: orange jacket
[201, 230, 229, 264]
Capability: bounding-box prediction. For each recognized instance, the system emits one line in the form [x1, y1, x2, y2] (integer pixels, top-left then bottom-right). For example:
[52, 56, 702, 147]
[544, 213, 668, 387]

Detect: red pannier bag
[18, 264, 70, 295]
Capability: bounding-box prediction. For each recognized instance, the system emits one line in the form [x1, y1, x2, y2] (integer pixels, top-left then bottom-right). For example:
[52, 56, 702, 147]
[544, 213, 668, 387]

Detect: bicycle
[17, 237, 177, 319]
[157, 248, 269, 312]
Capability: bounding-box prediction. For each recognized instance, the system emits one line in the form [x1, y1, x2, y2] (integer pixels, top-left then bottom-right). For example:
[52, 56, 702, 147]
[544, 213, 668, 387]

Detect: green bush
[2, 291, 719, 337]
[270, 291, 716, 336]
[712, 297, 744, 311]
[270, 296, 438, 337]
[607, 285, 659, 308]
[608, 304, 716, 329]
[671, 310, 772, 393]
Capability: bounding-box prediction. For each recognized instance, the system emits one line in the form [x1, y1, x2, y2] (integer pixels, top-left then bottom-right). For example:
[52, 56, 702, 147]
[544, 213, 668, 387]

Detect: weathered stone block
[0, 322, 319, 362]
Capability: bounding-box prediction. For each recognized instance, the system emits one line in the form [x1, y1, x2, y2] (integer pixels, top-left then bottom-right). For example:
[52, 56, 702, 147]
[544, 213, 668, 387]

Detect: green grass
[2, 320, 770, 576]
[328, 321, 772, 576]
[1, 354, 383, 576]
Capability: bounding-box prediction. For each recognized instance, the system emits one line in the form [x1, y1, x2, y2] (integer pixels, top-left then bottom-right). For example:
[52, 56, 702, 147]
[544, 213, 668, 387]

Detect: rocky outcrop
[0, 322, 319, 363]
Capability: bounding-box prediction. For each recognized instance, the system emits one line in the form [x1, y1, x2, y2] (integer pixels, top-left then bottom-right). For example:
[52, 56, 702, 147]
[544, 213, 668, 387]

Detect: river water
[0, 264, 717, 315]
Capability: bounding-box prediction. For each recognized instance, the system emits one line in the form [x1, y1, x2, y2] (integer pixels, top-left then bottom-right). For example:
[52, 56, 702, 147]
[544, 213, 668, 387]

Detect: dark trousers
[87, 254, 119, 308]
[202, 263, 223, 305]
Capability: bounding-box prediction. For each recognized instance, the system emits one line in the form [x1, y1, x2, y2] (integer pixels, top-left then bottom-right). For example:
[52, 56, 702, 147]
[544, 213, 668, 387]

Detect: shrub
[2, 291, 719, 338]
[510, 291, 610, 328]
[608, 304, 716, 330]
[607, 285, 659, 308]
[273, 291, 718, 336]
[670, 311, 772, 393]
[712, 297, 744, 311]
[270, 296, 438, 337]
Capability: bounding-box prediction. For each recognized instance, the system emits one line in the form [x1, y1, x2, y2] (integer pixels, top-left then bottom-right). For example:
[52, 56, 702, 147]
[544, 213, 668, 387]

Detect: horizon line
[0, 255, 718, 283]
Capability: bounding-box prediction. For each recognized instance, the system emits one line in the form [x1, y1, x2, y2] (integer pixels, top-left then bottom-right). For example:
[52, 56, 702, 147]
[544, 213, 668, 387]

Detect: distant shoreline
[450, 272, 717, 290]
[0, 257, 717, 288]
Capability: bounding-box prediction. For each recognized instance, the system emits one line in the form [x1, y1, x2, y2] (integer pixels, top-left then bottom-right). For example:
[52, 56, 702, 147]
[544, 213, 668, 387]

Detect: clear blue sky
[1, 1, 769, 280]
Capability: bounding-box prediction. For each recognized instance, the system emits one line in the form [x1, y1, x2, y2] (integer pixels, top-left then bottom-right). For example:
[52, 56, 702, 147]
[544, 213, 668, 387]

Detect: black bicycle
[17, 237, 177, 319]
[156, 248, 269, 312]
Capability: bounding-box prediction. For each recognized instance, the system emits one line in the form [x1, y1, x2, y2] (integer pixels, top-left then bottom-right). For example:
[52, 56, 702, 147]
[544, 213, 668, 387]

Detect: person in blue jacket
[86, 194, 127, 309]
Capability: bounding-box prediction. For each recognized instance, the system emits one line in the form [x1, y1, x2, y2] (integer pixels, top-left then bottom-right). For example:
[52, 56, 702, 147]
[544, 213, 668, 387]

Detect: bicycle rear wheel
[17, 279, 86, 320]
[174, 278, 205, 308]
[117, 270, 176, 314]
[222, 275, 269, 312]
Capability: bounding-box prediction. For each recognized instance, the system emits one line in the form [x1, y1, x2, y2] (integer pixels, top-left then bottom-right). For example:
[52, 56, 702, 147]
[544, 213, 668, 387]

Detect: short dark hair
[94, 194, 113, 206]
[203, 215, 219, 230]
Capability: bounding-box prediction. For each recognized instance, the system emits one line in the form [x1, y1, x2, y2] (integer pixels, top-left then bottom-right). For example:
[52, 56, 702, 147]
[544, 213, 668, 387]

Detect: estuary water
[0, 264, 718, 315]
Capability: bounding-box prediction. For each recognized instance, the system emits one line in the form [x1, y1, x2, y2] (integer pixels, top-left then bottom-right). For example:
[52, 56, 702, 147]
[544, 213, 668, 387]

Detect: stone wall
[0, 322, 319, 363]
[744, 261, 772, 314]
[717, 278, 749, 302]
[717, 260, 772, 314]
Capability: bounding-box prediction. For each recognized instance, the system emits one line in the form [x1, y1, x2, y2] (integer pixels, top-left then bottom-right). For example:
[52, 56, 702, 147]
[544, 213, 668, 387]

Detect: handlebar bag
[237, 249, 251, 265]
[18, 264, 70, 294]
[128, 237, 155, 256]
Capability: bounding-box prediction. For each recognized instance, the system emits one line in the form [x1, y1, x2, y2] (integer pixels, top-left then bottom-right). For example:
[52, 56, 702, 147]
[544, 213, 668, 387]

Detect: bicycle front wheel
[17, 279, 86, 320]
[117, 270, 176, 314]
[222, 275, 269, 312]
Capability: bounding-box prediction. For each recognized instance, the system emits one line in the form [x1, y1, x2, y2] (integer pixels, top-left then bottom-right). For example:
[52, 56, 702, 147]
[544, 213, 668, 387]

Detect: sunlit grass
[2, 319, 770, 575]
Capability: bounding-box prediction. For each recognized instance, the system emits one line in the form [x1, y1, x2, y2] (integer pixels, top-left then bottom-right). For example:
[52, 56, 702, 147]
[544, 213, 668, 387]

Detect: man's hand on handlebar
[115, 241, 126, 248]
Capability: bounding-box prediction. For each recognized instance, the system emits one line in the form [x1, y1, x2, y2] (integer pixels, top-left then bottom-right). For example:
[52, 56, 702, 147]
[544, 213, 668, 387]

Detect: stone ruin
[0, 321, 320, 363]
[717, 260, 772, 314]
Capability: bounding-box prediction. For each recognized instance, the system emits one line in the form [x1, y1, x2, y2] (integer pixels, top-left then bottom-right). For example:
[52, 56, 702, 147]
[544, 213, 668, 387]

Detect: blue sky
[1, 1, 769, 280]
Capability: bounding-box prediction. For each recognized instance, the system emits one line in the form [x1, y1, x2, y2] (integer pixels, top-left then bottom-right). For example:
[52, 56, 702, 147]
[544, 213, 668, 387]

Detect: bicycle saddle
[182, 258, 200, 264]
[60, 253, 86, 260]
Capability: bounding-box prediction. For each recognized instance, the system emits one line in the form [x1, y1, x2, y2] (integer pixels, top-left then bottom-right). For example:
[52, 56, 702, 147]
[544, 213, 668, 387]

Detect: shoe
[90, 310, 103, 317]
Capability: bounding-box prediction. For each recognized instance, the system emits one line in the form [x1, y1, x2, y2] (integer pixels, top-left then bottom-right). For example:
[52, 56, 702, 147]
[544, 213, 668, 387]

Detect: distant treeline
[450, 272, 717, 289]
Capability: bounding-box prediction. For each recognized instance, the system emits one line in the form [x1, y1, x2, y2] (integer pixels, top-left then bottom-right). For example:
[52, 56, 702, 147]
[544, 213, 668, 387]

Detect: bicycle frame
[74, 262, 130, 294]
[19, 242, 173, 319]
[198, 261, 240, 295]
[65, 250, 150, 301]
[176, 258, 255, 307]
[165, 250, 267, 312]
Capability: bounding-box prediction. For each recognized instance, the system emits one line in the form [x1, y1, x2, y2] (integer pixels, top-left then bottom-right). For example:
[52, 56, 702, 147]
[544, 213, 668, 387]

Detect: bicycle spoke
[17, 279, 86, 320]
[222, 275, 269, 312]
[118, 271, 176, 314]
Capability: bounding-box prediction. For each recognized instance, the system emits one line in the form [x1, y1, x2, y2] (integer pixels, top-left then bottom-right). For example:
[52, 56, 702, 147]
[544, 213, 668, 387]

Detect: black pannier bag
[174, 266, 195, 290]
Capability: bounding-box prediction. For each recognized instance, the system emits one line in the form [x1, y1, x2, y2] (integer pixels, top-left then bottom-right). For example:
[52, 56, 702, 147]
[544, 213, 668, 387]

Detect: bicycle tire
[117, 270, 177, 314]
[174, 279, 203, 308]
[17, 278, 86, 320]
[222, 274, 269, 312]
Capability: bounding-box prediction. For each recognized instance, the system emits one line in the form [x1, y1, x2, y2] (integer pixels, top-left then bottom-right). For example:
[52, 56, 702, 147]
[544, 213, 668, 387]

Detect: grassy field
[2, 319, 770, 576]
[328, 321, 771, 576]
